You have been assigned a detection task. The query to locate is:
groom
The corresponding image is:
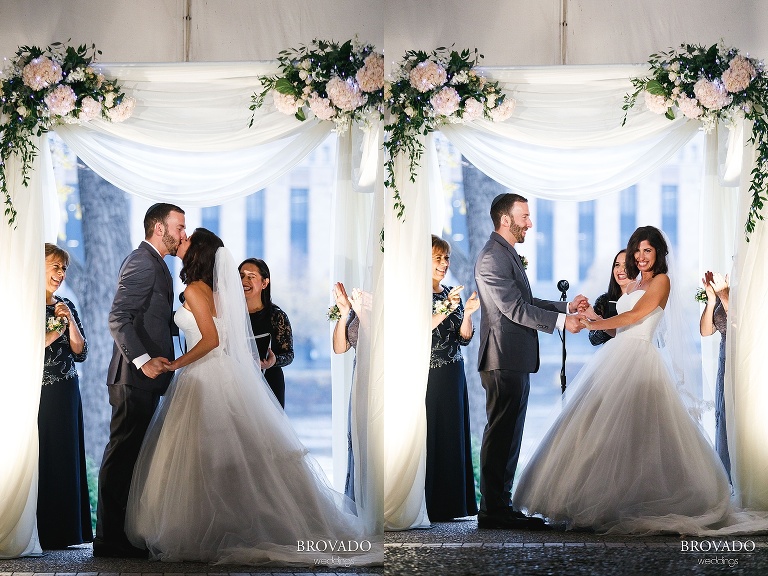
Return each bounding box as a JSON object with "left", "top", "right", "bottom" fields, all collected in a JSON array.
[
  {"left": 474, "top": 193, "right": 586, "bottom": 530},
  {"left": 93, "top": 203, "right": 186, "bottom": 557}
]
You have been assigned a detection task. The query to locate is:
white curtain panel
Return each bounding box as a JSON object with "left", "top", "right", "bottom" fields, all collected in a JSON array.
[
  {"left": 382, "top": 64, "right": 763, "bottom": 528},
  {"left": 0, "top": 136, "right": 54, "bottom": 558},
  {"left": 729, "top": 125, "right": 768, "bottom": 510}
]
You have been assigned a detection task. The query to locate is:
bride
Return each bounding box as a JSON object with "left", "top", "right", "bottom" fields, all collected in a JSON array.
[
  {"left": 125, "top": 228, "right": 380, "bottom": 565},
  {"left": 512, "top": 226, "right": 768, "bottom": 535}
]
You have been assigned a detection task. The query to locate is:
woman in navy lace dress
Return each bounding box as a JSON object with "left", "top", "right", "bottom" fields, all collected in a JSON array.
[
  {"left": 425, "top": 235, "right": 480, "bottom": 521},
  {"left": 39, "top": 243, "right": 92, "bottom": 548}
]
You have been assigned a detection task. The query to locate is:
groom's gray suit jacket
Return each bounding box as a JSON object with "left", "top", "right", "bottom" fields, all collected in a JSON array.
[
  {"left": 107, "top": 241, "right": 175, "bottom": 394},
  {"left": 475, "top": 232, "right": 567, "bottom": 373}
]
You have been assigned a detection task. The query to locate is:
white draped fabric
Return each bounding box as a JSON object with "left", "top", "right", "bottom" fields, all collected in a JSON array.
[
  {"left": 0, "top": 62, "right": 382, "bottom": 556},
  {"left": 382, "top": 64, "right": 766, "bottom": 529}
]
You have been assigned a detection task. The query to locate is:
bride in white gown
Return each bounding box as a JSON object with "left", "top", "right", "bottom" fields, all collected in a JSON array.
[
  {"left": 125, "top": 228, "right": 380, "bottom": 565},
  {"left": 512, "top": 226, "right": 768, "bottom": 536}
]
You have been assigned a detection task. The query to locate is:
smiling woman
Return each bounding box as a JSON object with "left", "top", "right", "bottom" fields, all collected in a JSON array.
[
  {"left": 238, "top": 258, "right": 294, "bottom": 408},
  {"left": 39, "top": 243, "right": 92, "bottom": 549},
  {"left": 424, "top": 234, "right": 480, "bottom": 522}
]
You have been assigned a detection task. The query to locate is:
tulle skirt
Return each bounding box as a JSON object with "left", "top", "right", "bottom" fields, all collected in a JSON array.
[
  {"left": 512, "top": 335, "right": 768, "bottom": 535},
  {"left": 125, "top": 350, "right": 379, "bottom": 565}
]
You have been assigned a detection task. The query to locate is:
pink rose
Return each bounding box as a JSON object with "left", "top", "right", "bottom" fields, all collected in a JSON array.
[
  {"left": 356, "top": 53, "right": 384, "bottom": 93},
  {"left": 489, "top": 96, "right": 516, "bottom": 122},
  {"left": 308, "top": 92, "right": 336, "bottom": 121},
  {"left": 409, "top": 60, "right": 447, "bottom": 93},
  {"left": 273, "top": 90, "right": 301, "bottom": 115},
  {"left": 430, "top": 86, "right": 460, "bottom": 117},
  {"left": 722, "top": 55, "right": 756, "bottom": 93},
  {"left": 693, "top": 78, "right": 732, "bottom": 110},
  {"left": 326, "top": 77, "right": 366, "bottom": 112},
  {"left": 21, "top": 56, "right": 63, "bottom": 91},
  {"left": 44, "top": 84, "right": 77, "bottom": 117}
]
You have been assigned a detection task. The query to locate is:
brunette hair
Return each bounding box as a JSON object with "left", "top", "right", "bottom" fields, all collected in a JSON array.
[
  {"left": 490, "top": 193, "right": 528, "bottom": 229},
  {"left": 431, "top": 234, "right": 451, "bottom": 256},
  {"left": 606, "top": 249, "right": 626, "bottom": 301},
  {"left": 179, "top": 228, "right": 223, "bottom": 287},
  {"left": 44, "top": 243, "right": 70, "bottom": 267},
  {"left": 238, "top": 258, "right": 273, "bottom": 313},
  {"left": 625, "top": 226, "right": 669, "bottom": 279},
  {"left": 143, "top": 203, "right": 185, "bottom": 239}
]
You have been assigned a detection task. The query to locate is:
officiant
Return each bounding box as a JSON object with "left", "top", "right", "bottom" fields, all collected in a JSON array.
[{"left": 239, "top": 258, "right": 294, "bottom": 408}]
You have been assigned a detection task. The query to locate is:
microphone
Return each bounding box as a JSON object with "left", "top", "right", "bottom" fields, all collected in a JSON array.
[{"left": 557, "top": 279, "right": 569, "bottom": 294}]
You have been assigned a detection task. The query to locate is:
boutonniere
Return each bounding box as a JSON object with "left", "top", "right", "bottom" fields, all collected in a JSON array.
[{"left": 520, "top": 255, "right": 528, "bottom": 270}]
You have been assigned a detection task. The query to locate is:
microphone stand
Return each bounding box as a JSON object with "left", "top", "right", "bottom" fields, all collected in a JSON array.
[{"left": 558, "top": 282, "right": 568, "bottom": 394}]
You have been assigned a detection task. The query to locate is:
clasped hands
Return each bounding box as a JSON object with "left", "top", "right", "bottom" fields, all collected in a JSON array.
[
  {"left": 141, "top": 356, "right": 173, "bottom": 379},
  {"left": 565, "top": 294, "right": 593, "bottom": 334}
]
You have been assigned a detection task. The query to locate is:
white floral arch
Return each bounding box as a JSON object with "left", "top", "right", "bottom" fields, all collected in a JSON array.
[{"left": 2, "top": 59, "right": 767, "bottom": 555}]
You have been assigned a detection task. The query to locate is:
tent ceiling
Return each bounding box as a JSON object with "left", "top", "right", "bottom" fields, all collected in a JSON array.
[{"left": 1, "top": 0, "right": 765, "bottom": 65}]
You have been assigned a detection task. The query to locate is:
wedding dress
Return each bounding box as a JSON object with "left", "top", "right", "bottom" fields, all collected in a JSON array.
[
  {"left": 125, "top": 248, "right": 380, "bottom": 565},
  {"left": 512, "top": 290, "right": 768, "bottom": 535}
]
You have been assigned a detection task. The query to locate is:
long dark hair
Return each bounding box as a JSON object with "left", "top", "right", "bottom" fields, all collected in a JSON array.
[
  {"left": 606, "top": 249, "right": 626, "bottom": 301},
  {"left": 180, "top": 228, "right": 223, "bottom": 287},
  {"left": 625, "top": 225, "right": 669, "bottom": 279},
  {"left": 238, "top": 257, "right": 273, "bottom": 313}
]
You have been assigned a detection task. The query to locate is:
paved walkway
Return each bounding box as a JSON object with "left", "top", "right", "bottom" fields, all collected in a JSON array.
[
  {"left": 384, "top": 517, "right": 768, "bottom": 575},
  {"left": 3, "top": 519, "right": 768, "bottom": 575}
]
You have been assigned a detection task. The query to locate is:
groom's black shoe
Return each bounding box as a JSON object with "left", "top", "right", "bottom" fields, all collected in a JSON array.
[
  {"left": 477, "top": 509, "right": 550, "bottom": 531},
  {"left": 92, "top": 537, "right": 148, "bottom": 559}
]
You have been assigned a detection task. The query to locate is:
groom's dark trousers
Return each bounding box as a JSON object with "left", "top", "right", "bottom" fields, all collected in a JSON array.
[{"left": 479, "top": 369, "right": 530, "bottom": 513}]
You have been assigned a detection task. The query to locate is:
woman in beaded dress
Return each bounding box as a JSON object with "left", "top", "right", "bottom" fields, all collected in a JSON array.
[
  {"left": 38, "top": 243, "right": 92, "bottom": 548},
  {"left": 700, "top": 271, "right": 731, "bottom": 481},
  {"left": 425, "top": 235, "right": 480, "bottom": 521},
  {"left": 332, "top": 281, "right": 362, "bottom": 505}
]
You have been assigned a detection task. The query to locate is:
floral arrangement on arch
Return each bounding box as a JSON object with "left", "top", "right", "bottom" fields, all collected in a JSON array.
[
  {"left": 384, "top": 47, "right": 515, "bottom": 220},
  {"left": 0, "top": 42, "right": 135, "bottom": 226},
  {"left": 623, "top": 43, "right": 768, "bottom": 238},
  {"left": 251, "top": 38, "right": 384, "bottom": 132}
]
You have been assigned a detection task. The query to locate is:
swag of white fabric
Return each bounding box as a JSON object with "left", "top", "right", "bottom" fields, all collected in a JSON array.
[
  {"left": 0, "top": 62, "right": 383, "bottom": 557},
  {"left": 382, "top": 64, "right": 768, "bottom": 529}
]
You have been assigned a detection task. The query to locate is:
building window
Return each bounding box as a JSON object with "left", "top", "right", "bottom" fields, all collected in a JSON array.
[
  {"left": 578, "top": 200, "right": 595, "bottom": 281},
  {"left": 661, "top": 184, "right": 678, "bottom": 248},
  {"left": 536, "top": 198, "right": 553, "bottom": 282},
  {"left": 201, "top": 206, "right": 220, "bottom": 235},
  {"left": 246, "top": 190, "right": 265, "bottom": 257},
  {"left": 290, "top": 187, "right": 309, "bottom": 272},
  {"left": 620, "top": 186, "right": 636, "bottom": 246}
]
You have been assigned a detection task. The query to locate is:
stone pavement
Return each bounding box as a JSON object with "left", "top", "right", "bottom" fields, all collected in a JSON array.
[
  {"left": 0, "top": 544, "right": 382, "bottom": 576},
  {"left": 3, "top": 520, "right": 768, "bottom": 576},
  {"left": 384, "top": 517, "right": 768, "bottom": 575}
]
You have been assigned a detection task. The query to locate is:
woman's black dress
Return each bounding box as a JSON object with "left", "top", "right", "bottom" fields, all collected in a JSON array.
[
  {"left": 425, "top": 286, "right": 478, "bottom": 521},
  {"left": 38, "top": 296, "right": 92, "bottom": 548},
  {"left": 588, "top": 292, "right": 618, "bottom": 346},
  {"left": 247, "top": 304, "right": 294, "bottom": 408}
]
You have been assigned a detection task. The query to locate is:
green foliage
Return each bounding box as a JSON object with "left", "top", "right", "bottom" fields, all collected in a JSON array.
[
  {"left": 623, "top": 43, "right": 768, "bottom": 239},
  {"left": 1, "top": 41, "right": 133, "bottom": 227},
  {"left": 383, "top": 46, "right": 515, "bottom": 221}
]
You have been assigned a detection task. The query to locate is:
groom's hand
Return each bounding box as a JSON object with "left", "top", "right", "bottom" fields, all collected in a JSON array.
[
  {"left": 564, "top": 314, "right": 585, "bottom": 334},
  {"left": 141, "top": 357, "right": 169, "bottom": 379},
  {"left": 568, "top": 294, "right": 589, "bottom": 314}
]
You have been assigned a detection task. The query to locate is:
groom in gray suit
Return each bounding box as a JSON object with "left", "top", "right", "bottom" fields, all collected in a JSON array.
[
  {"left": 474, "top": 193, "right": 586, "bottom": 530},
  {"left": 93, "top": 203, "right": 186, "bottom": 557}
]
